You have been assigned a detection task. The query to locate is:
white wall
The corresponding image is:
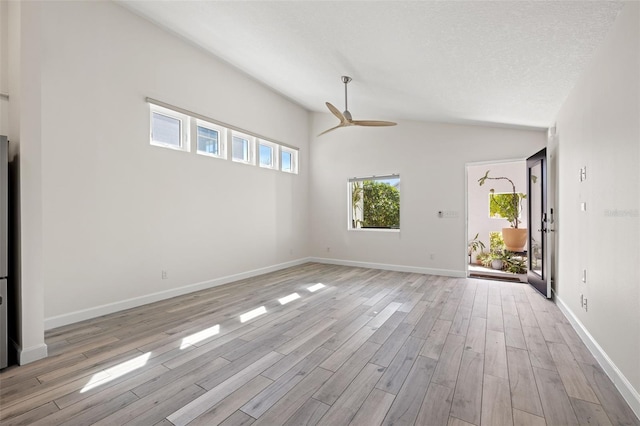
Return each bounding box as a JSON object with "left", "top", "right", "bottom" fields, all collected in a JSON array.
[
  {"left": 309, "top": 115, "right": 545, "bottom": 275},
  {"left": 467, "top": 160, "right": 527, "bottom": 258},
  {"left": 6, "top": 0, "right": 19, "bottom": 156},
  {"left": 14, "top": 0, "right": 310, "bottom": 337},
  {"left": 554, "top": 1, "right": 639, "bottom": 409},
  {"left": 0, "top": 0, "right": 8, "bottom": 134}
]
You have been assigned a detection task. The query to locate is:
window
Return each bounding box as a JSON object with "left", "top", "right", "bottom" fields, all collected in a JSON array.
[
  {"left": 147, "top": 100, "right": 299, "bottom": 174},
  {"left": 488, "top": 192, "right": 523, "bottom": 220},
  {"left": 231, "top": 131, "right": 254, "bottom": 164},
  {"left": 258, "top": 140, "right": 278, "bottom": 169},
  {"left": 281, "top": 147, "right": 298, "bottom": 174},
  {"left": 349, "top": 175, "right": 400, "bottom": 230},
  {"left": 150, "top": 105, "right": 189, "bottom": 151},
  {"left": 196, "top": 120, "right": 225, "bottom": 159}
]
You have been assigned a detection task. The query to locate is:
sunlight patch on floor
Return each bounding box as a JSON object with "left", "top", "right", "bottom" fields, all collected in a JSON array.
[
  {"left": 240, "top": 306, "right": 267, "bottom": 323},
  {"left": 307, "top": 283, "right": 325, "bottom": 292},
  {"left": 81, "top": 352, "right": 151, "bottom": 393},
  {"left": 180, "top": 324, "right": 220, "bottom": 349},
  {"left": 278, "top": 293, "right": 301, "bottom": 305}
]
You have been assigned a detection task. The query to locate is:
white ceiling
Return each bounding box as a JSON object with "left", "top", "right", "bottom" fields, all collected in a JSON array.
[{"left": 118, "top": 1, "right": 624, "bottom": 130}]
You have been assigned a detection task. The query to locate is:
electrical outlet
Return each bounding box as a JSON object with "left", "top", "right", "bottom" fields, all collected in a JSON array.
[
  {"left": 326, "top": 247, "right": 331, "bottom": 253},
  {"left": 580, "top": 294, "right": 588, "bottom": 312},
  {"left": 429, "top": 253, "right": 435, "bottom": 260},
  {"left": 161, "top": 270, "right": 168, "bottom": 280},
  {"left": 580, "top": 202, "right": 587, "bottom": 212}
]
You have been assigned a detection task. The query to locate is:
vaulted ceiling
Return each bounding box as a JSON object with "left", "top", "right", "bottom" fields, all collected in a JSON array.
[{"left": 118, "top": 1, "right": 624, "bottom": 129}]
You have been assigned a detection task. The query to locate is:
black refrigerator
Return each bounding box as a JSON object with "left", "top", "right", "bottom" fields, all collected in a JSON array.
[{"left": 1, "top": 135, "right": 7, "bottom": 369}]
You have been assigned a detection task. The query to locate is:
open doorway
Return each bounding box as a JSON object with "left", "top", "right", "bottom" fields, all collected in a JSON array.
[{"left": 466, "top": 160, "right": 528, "bottom": 282}]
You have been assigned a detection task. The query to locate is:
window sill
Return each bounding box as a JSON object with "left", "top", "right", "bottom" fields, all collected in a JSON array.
[
  {"left": 150, "top": 142, "right": 188, "bottom": 152},
  {"left": 197, "top": 151, "right": 225, "bottom": 159},
  {"left": 348, "top": 228, "right": 400, "bottom": 233},
  {"left": 231, "top": 159, "right": 256, "bottom": 166}
]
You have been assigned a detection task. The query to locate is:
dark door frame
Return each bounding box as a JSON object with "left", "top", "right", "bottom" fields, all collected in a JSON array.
[{"left": 527, "top": 148, "right": 550, "bottom": 298}]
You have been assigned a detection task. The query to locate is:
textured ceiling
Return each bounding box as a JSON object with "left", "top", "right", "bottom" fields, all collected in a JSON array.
[{"left": 118, "top": 1, "right": 624, "bottom": 129}]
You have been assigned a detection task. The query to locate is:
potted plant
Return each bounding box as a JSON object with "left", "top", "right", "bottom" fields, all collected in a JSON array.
[
  {"left": 481, "top": 232, "right": 528, "bottom": 273},
  {"left": 478, "top": 170, "right": 528, "bottom": 252},
  {"left": 488, "top": 231, "right": 505, "bottom": 269},
  {"left": 503, "top": 252, "right": 527, "bottom": 274},
  {"left": 476, "top": 251, "right": 491, "bottom": 267},
  {"left": 468, "top": 233, "right": 486, "bottom": 264},
  {"left": 489, "top": 252, "right": 504, "bottom": 270}
]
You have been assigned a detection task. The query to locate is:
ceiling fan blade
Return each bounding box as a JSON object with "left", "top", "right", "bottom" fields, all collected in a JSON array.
[
  {"left": 322, "top": 77, "right": 396, "bottom": 133},
  {"left": 325, "top": 102, "right": 346, "bottom": 123},
  {"left": 318, "top": 124, "right": 345, "bottom": 136},
  {"left": 351, "top": 120, "right": 397, "bottom": 127}
]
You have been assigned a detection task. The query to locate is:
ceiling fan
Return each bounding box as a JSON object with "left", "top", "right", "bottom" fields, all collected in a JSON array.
[{"left": 318, "top": 76, "right": 397, "bottom": 136}]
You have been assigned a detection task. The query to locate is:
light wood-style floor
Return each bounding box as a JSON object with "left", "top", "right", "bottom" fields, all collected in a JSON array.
[{"left": 1, "top": 263, "right": 638, "bottom": 425}]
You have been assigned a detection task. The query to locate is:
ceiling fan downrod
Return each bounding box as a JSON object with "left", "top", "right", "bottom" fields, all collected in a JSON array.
[{"left": 342, "top": 76, "right": 352, "bottom": 120}]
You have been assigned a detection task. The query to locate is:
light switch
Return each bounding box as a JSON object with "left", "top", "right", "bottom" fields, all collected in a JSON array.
[
  {"left": 438, "top": 210, "right": 459, "bottom": 219},
  {"left": 580, "top": 202, "right": 587, "bottom": 211}
]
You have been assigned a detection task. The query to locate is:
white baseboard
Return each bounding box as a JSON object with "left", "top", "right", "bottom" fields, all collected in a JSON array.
[
  {"left": 44, "top": 258, "right": 312, "bottom": 330},
  {"left": 555, "top": 295, "right": 640, "bottom": 419},
  {"left": 309, "top": 257, "right": 466, "bottom": 278},
  {"left": 16, "top": 341, "right": 48, "bottom": 365}
]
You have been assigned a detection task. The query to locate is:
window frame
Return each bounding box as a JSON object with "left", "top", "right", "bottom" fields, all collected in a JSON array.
[
  {"left": 258, "top": 139, "right": 279, "bottom": 170},
  {"left": 195, "top": 119, "right": 226, "bottom": 159},
  {"left": 146, "top": 99, "right": 300, "bottom": 174},
  {"left": 348, "top": 175, "right": 401, "bottom": 232},
  {"left": 280, "top": 147, "right": 298, "bottom": 174},
  {"left": 149, "top": 104, "right": 190, "bottom": 151},
  {"left": 230, "top": 130, "right": 255, "bottom": 165}
]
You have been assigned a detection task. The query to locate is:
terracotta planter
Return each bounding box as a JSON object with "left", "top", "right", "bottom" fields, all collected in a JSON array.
[{"left": 502, "top": 228, "right": 527, "bottom": 252}]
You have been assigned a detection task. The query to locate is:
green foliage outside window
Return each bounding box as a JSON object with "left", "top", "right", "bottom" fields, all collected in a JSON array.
[
  {"left": 361, "top": 180, "right": 400, "bottom": 228},
  {"left": 489, "top": 192, "right": 524, "bottom": 224},
  {"left": 489, "top": 231, "right": 505, "bottom": 253},
  {"left": 478, "top": 170, "right": 534, "bottom": 229}
]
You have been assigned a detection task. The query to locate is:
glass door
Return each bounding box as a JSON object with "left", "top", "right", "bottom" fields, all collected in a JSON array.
[{"left": 527, "top": 148, "right": 550, "bottom": 297}]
